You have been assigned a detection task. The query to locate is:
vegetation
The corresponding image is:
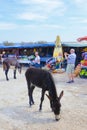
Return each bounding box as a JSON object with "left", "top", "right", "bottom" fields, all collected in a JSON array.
[{"left": 3, "top": 41, "right": 15, "bottom": 46}]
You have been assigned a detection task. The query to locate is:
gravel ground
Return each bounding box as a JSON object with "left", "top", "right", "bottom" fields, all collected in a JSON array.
[{"left": 0, "top": 67, "right": 87, "bottom": 130}]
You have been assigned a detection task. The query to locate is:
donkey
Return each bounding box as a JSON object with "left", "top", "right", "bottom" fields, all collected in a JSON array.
[
  {"left": 25, "top": 67, "right": 64, "bottom": 121},
  {"left": 3, "top": 58, "right": 22, "bottom": 81}
]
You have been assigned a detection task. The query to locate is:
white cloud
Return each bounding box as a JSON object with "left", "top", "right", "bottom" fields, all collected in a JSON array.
[
  {"left": 18, "top": 23, "right": 65, "bottom": 30},
  {"left": 73, "top": 0, "right": 87, "bottom": 10},
  {"left": 0, "top": 21, "right": 65, "bottom": 31},
  {"left": 73, "top": 0, "right": 86, "bottom": 4},
  {"left": 69, "top": 17, "right": 87, "bottom": 24},
  {"left": 20, "top": 0, "right": 63, "bottom": 5},
  {"left": 15, "top": 0, "right": 66, "bottom": 21},
  {"left": 17, "top": 12, "right": 47, "bottom": 21},
  {"left": 42, "top": 24, "right": 65, "bottom": 29},
  {"left": 0, "top": 22, "right": 18, "bottom": 30},
  {"left": 79, "top": 19, "right": 87, "bottom": 23},
  {"left": 17, "top": 0, "right": 65, "bottom": 15}
]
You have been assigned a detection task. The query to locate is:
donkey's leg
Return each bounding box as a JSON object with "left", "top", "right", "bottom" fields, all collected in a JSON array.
[
  {"left": 14, "top": 69, "right": 16, "bottom": 79},
  {"left": 49, "top": 91, "right": 54, "bottom": 111},
  {"left": 30, "top": 85, "right": 35, "bottom": 105},
  {"left": 50, "top": 100, "right": 53, "bottom": 111},
  {"left": 5, "top": 69, "right": 9, "bottom": 81},
  {"left": 27, "top": 81, "right": 33, "bottom": 107},
  {"left": 39, "top": 89, "right": 45, "bottom": 111}
]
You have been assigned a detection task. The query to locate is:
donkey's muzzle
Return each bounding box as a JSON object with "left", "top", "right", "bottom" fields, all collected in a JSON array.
[{"left": 55, "top": 115, "right": 60, "bottom": 121}]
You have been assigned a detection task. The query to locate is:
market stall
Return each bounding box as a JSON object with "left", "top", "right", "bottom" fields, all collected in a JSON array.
[{"left": 79, "top": 51, "right": 87, "bottom": 78}]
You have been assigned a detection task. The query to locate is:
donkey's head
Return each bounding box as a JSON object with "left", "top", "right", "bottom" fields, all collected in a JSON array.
[
  {"left": 46, "top": 90, "right": 64, "bottom": 121},
  {"left": 3, "top": 62, "right": 7, "bottom": 71},
  {"left": 2, "top": 61, "right": 10, "bottom": 71}
]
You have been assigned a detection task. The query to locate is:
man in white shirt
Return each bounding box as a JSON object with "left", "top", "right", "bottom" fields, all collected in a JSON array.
[{"left": 64, "top": 48, "right": 76, "bottom": 83}]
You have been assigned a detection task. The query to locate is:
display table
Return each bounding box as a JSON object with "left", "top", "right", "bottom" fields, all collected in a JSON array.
[{"left": 79, "top": 66, "right": 87, "bottom": 78}]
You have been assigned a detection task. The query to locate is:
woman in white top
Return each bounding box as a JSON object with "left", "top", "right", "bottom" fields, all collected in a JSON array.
[
  {"left": 34, "top": 52, "right": 40, "bottom": 64},
  {"left": 33, "top": 51, "right": 41, "bottom": 68}
]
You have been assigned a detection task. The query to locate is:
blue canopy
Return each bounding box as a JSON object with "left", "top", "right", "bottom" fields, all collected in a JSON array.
[
  {"left": 0, "top": 42, "right": 55, "bottom": 49},
  {"left": 0, "top": 42, "right": 87, "bottom": 49}
]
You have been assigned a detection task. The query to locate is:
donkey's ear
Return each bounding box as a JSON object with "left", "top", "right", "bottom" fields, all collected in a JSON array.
[
  {"left": 46, "top": 94, "right": 51, "bottom": 100},
  {"left": 59, "top": 90, "right": 64, "bottom": 100}
]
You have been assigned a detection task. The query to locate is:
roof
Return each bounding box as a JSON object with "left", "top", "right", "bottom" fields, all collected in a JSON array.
[
  {"left": 62, "top": 42, "right": 87, "bottom": 47},
  {"left": 0, "top": 42, "right": 87, "bottom": 49},
  {"left": 0, "top": 42, "right": 55, "bottom": 49}
]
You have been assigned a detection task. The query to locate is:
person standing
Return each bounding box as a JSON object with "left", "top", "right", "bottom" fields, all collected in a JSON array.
[
  {"left": 32, "top": 51, "right": 41, "bottom": 68},
  {"left": 64, "top": 48, "right": 76, "bottom": 83}
]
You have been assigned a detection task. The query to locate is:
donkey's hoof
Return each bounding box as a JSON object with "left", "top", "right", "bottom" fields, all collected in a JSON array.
[
  {"left": 39, "top": 108, "right": 42, "bottom": 111},
  {"left": 31, "top": 102, "right": 35, "bottom": 105}
]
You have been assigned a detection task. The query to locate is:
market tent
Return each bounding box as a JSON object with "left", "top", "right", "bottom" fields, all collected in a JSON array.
[
  {"left": 0, "top": 42, "right": 55, "bottom": 66},
  {"left": 0, "top": 41, "right": 87, "bottom": 66},
  {"left": 62, "top": 42, "right": 87, "bottom": 66}
]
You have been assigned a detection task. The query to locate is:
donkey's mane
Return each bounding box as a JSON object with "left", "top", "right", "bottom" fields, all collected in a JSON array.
[{"left": 47, "top": 72, "right": 58, "bottom": 100}]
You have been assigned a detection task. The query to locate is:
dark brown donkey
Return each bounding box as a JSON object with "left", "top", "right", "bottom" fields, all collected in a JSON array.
[
  {"left": 3, "top": 58, "right": 21, "bottom": 81},
  {"left": 25, "top": 67, "right": 64, "bottom": 121}
]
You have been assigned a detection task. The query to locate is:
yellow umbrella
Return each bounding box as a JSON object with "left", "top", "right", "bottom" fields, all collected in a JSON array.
[{"left": 53, "top": 35, "right": 63, "bottom": 61}]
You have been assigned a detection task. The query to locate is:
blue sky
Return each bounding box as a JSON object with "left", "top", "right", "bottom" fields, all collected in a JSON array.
[{"left": 0, "top": 0, "right": 87, "bottom": 43}]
